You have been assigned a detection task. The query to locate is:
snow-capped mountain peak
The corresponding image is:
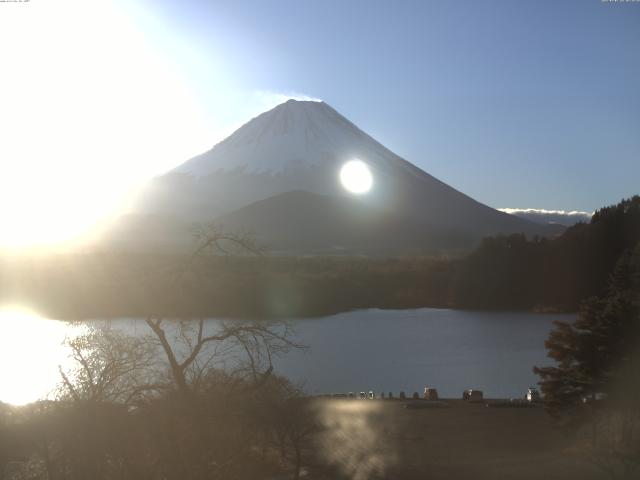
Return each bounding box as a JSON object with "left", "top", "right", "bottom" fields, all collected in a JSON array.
[{"left": 174, "top": 99, "right": 403, "bottom": 176}]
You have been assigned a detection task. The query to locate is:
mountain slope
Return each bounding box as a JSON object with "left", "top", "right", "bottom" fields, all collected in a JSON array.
[
  {"left": 214, "top": 190, "right": 479, "bottom": 255},
  {"left": 128, "top": 99, "right": 551, "bottom": 253}
]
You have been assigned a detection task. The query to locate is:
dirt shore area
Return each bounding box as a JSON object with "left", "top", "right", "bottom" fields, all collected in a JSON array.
[{"left": 308, "top": 398, "right": 604, "bottom": 480}]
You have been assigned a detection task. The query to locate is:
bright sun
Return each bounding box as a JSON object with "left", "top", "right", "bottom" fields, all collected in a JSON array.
[{"left": 339, "top": 160, "right": 373, "bottom": 194}]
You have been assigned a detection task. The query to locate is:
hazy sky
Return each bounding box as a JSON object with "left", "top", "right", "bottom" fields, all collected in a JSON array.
[{"left": 0, "top": 0, "right": 638, "bottom": 245}]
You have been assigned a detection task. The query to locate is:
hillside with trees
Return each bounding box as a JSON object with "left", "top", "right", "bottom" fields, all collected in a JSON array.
[{"left": 452, "top": 196, "right": 640, "bottom": 311}]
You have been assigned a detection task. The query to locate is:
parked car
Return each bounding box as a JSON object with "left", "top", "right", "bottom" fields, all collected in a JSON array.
[
  {"left": 462, "top": 389, "right": 484, "bottom": 402},
  {"left": 359, "top": 391, "right": 366, "bottom": 399},
  {"left": 526, "top": 387, "right": 540, "bottom": 402},
  {"left": 423, "top": 387, "right": 439, "bottom": 400},
  {"left": 368, "top": 391, "right": 375, "bottom": 400}
]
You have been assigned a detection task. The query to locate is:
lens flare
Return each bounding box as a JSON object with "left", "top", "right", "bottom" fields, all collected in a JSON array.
[
  {"left": 0, "top": 307, "right": 80, "bottom": 405},
  {"left": 340, "top": 160, "right": 373, "bottom": 194}
]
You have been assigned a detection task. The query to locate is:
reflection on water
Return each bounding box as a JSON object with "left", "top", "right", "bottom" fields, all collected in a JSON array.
[{"left": 0, "top": 307, "right": 85, "bottom": 405}]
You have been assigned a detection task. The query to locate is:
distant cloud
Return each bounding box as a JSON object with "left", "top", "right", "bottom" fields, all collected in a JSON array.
[
  {"left": 252, "top": 90, "right": 322, "bottom": 113},
  {"left": 206, "top": 90, "right": 324, "bottom": 147},
  {"left": 499, "top": 208, "right": 592, "bottom": 227}
]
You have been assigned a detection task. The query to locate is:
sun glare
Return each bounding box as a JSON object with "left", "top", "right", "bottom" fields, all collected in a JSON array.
[
  {"left": 339, "top": 160, "right": 373, "bottom": 194},
  {"left": 0, "top": 0, "right": 211, "bottom": 249},
  {"left": 0, "top": 307, "right": 77, "bottom": 405}
]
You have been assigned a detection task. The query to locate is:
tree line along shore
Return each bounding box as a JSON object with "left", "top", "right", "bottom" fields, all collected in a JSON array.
[{"left": 0, "top": 196, "right": 637, "bottom": 320}]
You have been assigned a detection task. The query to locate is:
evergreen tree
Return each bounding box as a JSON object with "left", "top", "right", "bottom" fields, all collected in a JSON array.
[{"left": 534, "top": 243, "right": 640, "bottom": 425}]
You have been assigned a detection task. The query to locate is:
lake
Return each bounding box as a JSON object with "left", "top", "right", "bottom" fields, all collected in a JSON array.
[
  {"left": 270, "top": 308, "right": 568, "bottom": 398},
  {"left": 0, "top": 307, "right": 571, "bottom": 404}
]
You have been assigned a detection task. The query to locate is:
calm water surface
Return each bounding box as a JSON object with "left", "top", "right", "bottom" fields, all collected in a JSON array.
[
  {"left": 0, "top": 307, "right": 572, "bottom": 404},
  {"left": 270, "top": 308, "right": 571, "bottom": 398}
]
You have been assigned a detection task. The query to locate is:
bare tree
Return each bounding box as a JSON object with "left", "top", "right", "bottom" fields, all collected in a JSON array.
[
  {"left": 58, "top": 325, "right": 161, "bottom": 405},
  {"left": 145, "top": 317, "right": 300, "bottom": 397},
  {"left": 134, "top": 226, "right": 306, "bottom": 479},
  {"left": 144, "top": 226, "right": 303, "bottom": 397},
  {"left": 2, "top": 226, "right": 307, "bottom": 480}
]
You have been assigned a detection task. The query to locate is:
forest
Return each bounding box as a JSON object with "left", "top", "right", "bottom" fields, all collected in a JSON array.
[
  {"left": 452, "top": 195, "right": 640, "bottom": 311},
  {"left": 0, "top": 196, "right": 637, "bottom": 319}
]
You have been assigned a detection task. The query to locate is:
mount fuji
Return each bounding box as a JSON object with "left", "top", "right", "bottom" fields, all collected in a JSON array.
[{"left": 119, "top": 99, "right": 553, "bottom": 254}]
